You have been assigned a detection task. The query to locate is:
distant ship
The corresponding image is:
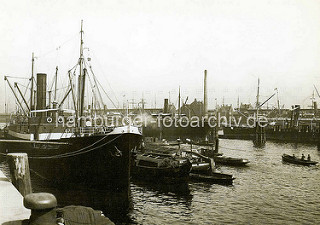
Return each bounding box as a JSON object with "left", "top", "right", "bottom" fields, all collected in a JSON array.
[
  {"left": 143, "top": 113, "right": 216, "bottom": 142},
  {"left": 222, "top": 105, "right": 320, "bottom": 144},
  {"left": 143, "top": 70, "right": 218, "bottom": 143},
  {"left": 0, "top": 21, "right": 142, "bottom": 191}
]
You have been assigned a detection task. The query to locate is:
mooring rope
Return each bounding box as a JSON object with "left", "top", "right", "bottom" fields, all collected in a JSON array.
[
  {"left": 29, "top": 168, "right": 51, "bottom": 181},
  {"left": 28, "top": 133, "right": 124, "bottom": 159}
]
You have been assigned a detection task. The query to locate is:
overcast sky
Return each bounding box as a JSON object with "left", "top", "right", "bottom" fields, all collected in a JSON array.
[{"left": 1, "top": 0, "right": 320, "bottom": 113}]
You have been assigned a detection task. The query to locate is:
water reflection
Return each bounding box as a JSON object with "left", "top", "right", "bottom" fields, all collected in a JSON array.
[
  {"left": 31, "top": 180, "right": 132, "bottom": 224},
  {"left": 131, "top": 180, "right": 194, "bottom": 224},
  {"left": 30, "top": 174, "right": 193, "bottom": 224},
  {"left": 131, "top": 179, "right": 192, "bottom": 202},
  {"left": 2, "top": 139, "right": 320, "bottom": 224}
]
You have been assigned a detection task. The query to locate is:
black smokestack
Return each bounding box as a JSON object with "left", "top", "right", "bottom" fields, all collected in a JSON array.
[
  {"left": 204, "top": 70, "right": 208, "bottom": 116},
  {"left": 164, "top": 99, "right": 169, "bottom": 113},
  {"left": 36, "top": 73, "right": 47, "bottom": 110}
]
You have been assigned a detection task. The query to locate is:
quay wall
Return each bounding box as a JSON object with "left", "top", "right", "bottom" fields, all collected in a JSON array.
[{"left": 0, "top": 169, "right": 30, "bottom": 224}]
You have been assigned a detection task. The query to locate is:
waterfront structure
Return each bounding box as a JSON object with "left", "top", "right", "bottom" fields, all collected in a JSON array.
[{"left": 0, "top": 21, "right": 142, "bottom": 192}]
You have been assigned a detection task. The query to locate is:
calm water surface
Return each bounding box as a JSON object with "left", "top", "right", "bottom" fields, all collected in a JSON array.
[
  {"left": 2, "top": 139, "right": 320, "bottom": 224},
  {"left": 129, "top": 139, "right": 320, "bottom": 224}
]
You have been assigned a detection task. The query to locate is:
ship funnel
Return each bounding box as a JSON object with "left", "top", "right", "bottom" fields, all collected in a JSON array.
[
  {"left": 204, "top": 70, "right": 208, "bottom": 116},
  {"left": 164, "top": 99, "right": 169, "bottom": 113},
  {"left": 36, "top": 73, "right": 47, "bottom": 110}
]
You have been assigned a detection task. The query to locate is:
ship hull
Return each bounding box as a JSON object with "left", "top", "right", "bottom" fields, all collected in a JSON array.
[
  {"left": 222, "top": 126, "right": 320, "bottom": 144},
  {"left": 143, "top": 122, "right": 216, "bottom": 142},
  {"left": 221, "top": 127, "right": 254, "bottom": 140},
  {"left": 0, "top": 129, "right": 142, "bottom": 190}
]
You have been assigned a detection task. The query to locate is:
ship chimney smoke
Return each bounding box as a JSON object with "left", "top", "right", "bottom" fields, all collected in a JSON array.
[
  {"left": 204, "top": 70, "right": 208, "bottom": 117},
  {"left": 36, "top": 73, "right": 47, "bottom": 110}
]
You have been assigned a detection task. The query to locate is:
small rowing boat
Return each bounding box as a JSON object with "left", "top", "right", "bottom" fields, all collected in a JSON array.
[{"left": 282, "top": 154, "right": 318, "bottom": 166}]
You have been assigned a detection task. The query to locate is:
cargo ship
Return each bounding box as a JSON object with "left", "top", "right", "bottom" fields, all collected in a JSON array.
[
  {"left": 0, "top": 21, "right": 142, "bottom": 191},
  {"left": 222, "top": 105, "right": 320, "bottom": 144}
]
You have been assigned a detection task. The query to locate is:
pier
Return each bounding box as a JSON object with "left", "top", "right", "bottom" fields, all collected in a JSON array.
[
  {"left": 0, "top": 153, "right": 115, "bottom": 225},
  {"left": 0, "top": 169, "right": 30, "bottom": 224}
]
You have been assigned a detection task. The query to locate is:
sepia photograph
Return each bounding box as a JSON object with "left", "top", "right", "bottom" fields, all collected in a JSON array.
[{"left": 0, "top": 0, "right": 319, "bottom": 224}]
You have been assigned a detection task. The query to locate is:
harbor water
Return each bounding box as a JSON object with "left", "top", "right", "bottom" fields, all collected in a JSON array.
[{"left": 1, "top": 139, "right": 320, "bottom": 224}]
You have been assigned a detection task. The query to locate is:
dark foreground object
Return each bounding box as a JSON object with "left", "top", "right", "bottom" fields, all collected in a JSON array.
[
  {"left": 7, "top": 153, "right": 32, "bottom": 197},
  {"left": 23, "top": 192, "right": 114, "bottom": 225},
  {"left": 1, "top": 132, "right": 141, "bottom": 191},
  {"left": 282, "top": 154, "right": 318, "bottom": 166}
]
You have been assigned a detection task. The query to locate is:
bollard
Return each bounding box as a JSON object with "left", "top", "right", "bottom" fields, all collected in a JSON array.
[
  {"left": 23, "top": 192, "right": 115, "bottom": 225},
  {"left": 24, "top": 193, "right": 57, "bottom": 225},
  {"left": 6, "top": 153, "right": 32, "bottom": 196}
]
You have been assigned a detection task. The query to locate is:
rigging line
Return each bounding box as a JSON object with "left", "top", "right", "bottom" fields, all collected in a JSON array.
[
  {"left": 30, "top": 168, "right": 51, "bottom": 181},
  {"left": 37, "top": 33, "right": 79, "bottom": 59},
  {"left": 49, "top": 73, "right": 56, "bottom": 93},
  {"left": 28, "top": 135, "right": 109, "bottom": 159},
  {"left": 84, "top": 60, "right": 102, "bottom": 109},
  {"left": 97, "top": 80, "right": 118, "bottom": 109},
  {"left": 43, "top": 132, "right": 110, "bottom": 157},
  {"left": 54, "top": 86, "right": 69, "bottom": 91},
  {"left": 56, "top": 134, "right": 124, "bottom": 158},
  {"left": 90, "top": 50, "right": 120, "bottom": 105},
  {"left": 71, "top": 63, "right": 79, "bottom": 73},
  {"left": 72, "top": 64, "right": 79, "bottom": 77},
  {"left": 52, "top": 138, "right": 118, "bottom": 158},
  {"left": 4, "top": 76, "right": 30, "bottom": 79},
  {"left": 15, "top": 82, "right": 28, "bottom": 89},
  {"left": 29, "top": 133, "right": 123, "bottom": 159},
  {"left": 85, "top": 66, "right": 100, "bottom": 110},
  {"left": 4, "top": 81, "right": 7, "bottom": 113},
  {"left": 22, "top": 84, "right": 31, "bottom": 107},
  {"left": 22, "top": 81, "right": 31, "bottom": 97}
]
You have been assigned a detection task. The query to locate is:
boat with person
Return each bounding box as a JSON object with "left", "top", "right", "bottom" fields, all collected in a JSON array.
[
  {"left": 0, "top": 21, "right": 142, "bottom": 191},
  {"left": 195, "top": 146, "right": 249, "bottom": 167},
  {"left": 282, "top": 154, "right": 318, "bottom": 166},
  {"left": 183, "top": 150, "right": 235, "bottom": 184}
]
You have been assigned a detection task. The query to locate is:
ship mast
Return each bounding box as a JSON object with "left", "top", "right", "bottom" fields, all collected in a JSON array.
[
  {"left": 30, "top": 52, "right": 35, "bottom": 111},
  {"left": 53, "top": 66, "right": 58, "bottom": 108},
  {"left": 256, "top": 78, "right": 260, "bottom": 108},
  {"left": 78, "top": 20, "right": 85, "bottom": 122},
  {"left": 276, "top": 88, "right": 280, "bottom": 115},
  {"left": 178, "top": 86, "right": 181, "bottom": 119},
  {"left": 256, "top": 78, "right": 260, "bottom": 118},
  {"left": 204, "top": 70, "right": 208, "bottom": 117}
]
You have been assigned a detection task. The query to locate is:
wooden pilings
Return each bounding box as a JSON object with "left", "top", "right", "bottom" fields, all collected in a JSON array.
[
  {"left": 254, "top": 121, "right": 266, "bottom": 147},
  {"left": 6, "top": 153, "right": 32, "bottom": 196}
]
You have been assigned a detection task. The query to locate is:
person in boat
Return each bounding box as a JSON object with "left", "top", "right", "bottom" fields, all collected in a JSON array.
[
  {"left": 301, "top": 154, "right": 305, "bottom": 160},
  {"left": 307, "top": 154, "right": 311, "bottom": 161}
]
